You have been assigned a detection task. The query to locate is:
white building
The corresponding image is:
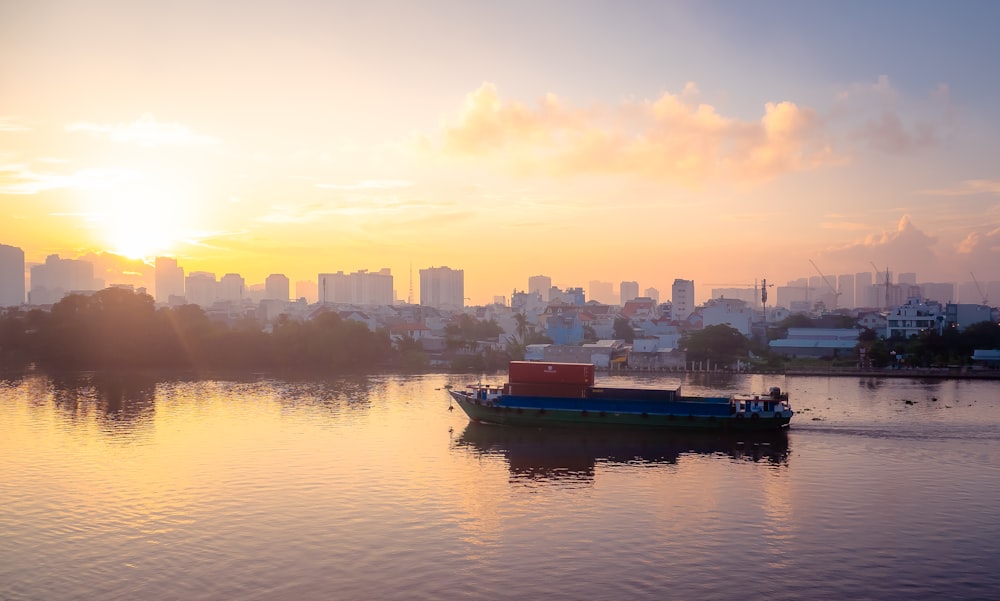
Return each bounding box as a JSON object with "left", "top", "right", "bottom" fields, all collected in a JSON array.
[
  {"left": 670, "top": 279, "right": 695, "bottom": 322},
  {"left": 420, "top": 266, "right": 464, "bottom": 310},
  {"left": 265, "top": 274, "right": 290, "bottom": 301},
  {"left": 700, "top": 298, "right": 753, "bottom": 337},
  {"left": 886, "top": 298, "right": 943, "bottom": 339},
  {"left": 319, "top": 269, "right": 393, "bottom": 306}
]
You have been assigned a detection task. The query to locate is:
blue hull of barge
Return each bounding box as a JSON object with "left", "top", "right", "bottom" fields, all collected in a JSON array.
[{"left": 450, "top": 390, "right": 791, "bottom": 431}]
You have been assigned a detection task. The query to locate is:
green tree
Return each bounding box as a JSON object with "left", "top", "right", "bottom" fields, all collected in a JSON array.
[
  {"left": 680, "top": 324, "right": 750, "bottom": 367},
  {"left": 613, "top": 317, "right": 635, "bottom": 343}
]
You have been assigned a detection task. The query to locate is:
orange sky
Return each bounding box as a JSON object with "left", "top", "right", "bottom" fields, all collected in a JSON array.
[{"left": 2, "top": 1, "right": 999, "bottom": 304}]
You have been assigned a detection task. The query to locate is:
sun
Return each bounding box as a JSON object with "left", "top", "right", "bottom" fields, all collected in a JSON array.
[{"left": 82, "top": 170, "right": 196, "bottom": 260}]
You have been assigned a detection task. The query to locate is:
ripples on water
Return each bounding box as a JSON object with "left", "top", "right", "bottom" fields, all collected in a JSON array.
[{"left": 1, "top": 371, "right": 998, "bottom": 600}]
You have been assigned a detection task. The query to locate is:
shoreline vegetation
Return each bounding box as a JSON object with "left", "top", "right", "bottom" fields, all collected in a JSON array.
[{"left": 1, "top": 288, "right": 998, "bottom": 380}]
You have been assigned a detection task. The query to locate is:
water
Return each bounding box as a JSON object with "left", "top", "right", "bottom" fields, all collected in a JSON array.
[{"left": 1, "top": 371, "right": 998, "bottom": 600}]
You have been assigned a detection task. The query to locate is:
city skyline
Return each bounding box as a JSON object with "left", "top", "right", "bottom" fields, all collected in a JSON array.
[
  {"left": 2, "top": 243, "right": 998, "bottom": 309},
  {"left": 3, "top": 2, "right": 1000, "bottom": 305}
]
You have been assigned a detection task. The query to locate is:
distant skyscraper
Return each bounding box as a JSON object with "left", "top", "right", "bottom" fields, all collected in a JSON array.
[
  {"left": 644, "top": 287, "right": 660, "bottom": 304},
  {"left": 185, "top": 271, "right": 217, "bottom": 307},
  {"left": 0, "top": 244, "right": 25, "bottom": 307},
  {"left": 318, "top": 272, "right": 352, "bottom": 304},
  {"left": 671, "top": 279, "right": 695, "bottom": 321},
  {"left": 588, "top": 280, "right": 614, "bottom": 304},
  {"left": 898, "top": 272, "right": 917, "bottom": 286},
  {"left": 218, "top": 273, "right": 245, "bottom": 303},
  {"left": 319, "top": 269, "right": 392, "bottom": 306},
  {"left": 855, "top": 271, "right": 874, "bottom": 307},
  {"left": 619, "top": 281, "right": 639, "bottom": 304},
  {"left": 837, "top": 274, "right": 855, "bottom": 309},
  {"left": 295, "top": 280, "right": 318, "bottom": 303},
  {"left": 528, "top": 275, "right": 551, "bottom": 301},
  {"left": 154, "top": 256, "right": 185, "bottom": 303},
  {"left": 353, "top": 269, "right": 393, "bottom": 306},
  {"left": 264, "top": 274, "right": 290, "bottom": 301},
  {"left": 29, "top": 254, "right": 99, "bottom": 305},
  {"left": 420, "top": 266, "right": 464, "bottom": 309},
  {"left": 920, "top": 282, "right": 955, "bottom": 304}
]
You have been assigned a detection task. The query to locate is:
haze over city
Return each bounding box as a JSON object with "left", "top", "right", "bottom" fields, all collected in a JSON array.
[{"left": 2, "top": 1, "right": 999, "bottom": 305}]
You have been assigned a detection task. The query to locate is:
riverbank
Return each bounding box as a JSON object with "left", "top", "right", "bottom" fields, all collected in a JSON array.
[{"left": 783, "top": 367, "right": 1000, "bottom": 379}]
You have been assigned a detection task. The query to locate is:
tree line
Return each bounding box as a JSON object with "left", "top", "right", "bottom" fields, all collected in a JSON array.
[
  {"left": 679, "top": 318, "right": 1000, "bottom": 370},
  {"left": 0, "top": 288, "right": 401, "bottom": 372}
]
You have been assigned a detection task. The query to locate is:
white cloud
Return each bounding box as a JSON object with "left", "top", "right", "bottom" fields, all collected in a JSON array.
[
  {"left": 0, "top": 117, "right": 31, "bottom": 132},
  {"left": 67, "top": 114, "right": 220, "bottom": 148},
  {"left": 0, "top": 164, "right": 139, "bottom": 195},
  {"left": 316, "top": 179, "right": 413, "bottom": 190}
]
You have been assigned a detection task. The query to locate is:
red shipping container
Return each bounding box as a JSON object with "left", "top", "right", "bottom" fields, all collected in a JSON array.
[
  {"left": 508, "top": 361, "right": 595, "bottom": 386},
  {"left": 506, "top": 382, "right": 590, "bottom": 398}
]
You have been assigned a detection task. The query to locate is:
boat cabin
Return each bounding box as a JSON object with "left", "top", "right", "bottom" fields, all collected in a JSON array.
[{"left": 732, "top": 387, "right": 790, "bottom": 416}]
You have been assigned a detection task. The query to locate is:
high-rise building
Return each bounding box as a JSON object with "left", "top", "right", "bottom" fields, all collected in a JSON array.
[
  {"left": 528, "top": 275, "right": 551, "bottom": 301},
  {"left": 185, "top": 271, "right": 217, "bottom": 307},
  {"left": 0, "top": 244, "right": 25, "bottom": 307},
  {"left": 29, "top": 254, "right": 100, "bottom": 305},
  {"left": 319, "top": 269, "right": 393, "bottom": 306},
  {"left": 154, "top": 256, "right": 185, "bottom": 303},
  {"left": 711, "top": 287, "right": 757, "bottom": 305},
  {"left": 920, "top": 282, "right": 955, "bottom": 304},
  {"left": 671, "top": 279, "right": 695, "bottom": 321},
  {"left": 295, "top": 280, "right": 318, "bottom": 303},
  {"left": 264, "top": 274, "right": 290, "bottom": 301},
  {"left": 353, "top": 269, "right": 393, "bottom": 306},
  {"left": 318, "top": 272, "right": 352, "bottom": 304},
  {"left": 620, "top": 281, "right": 639, "bottom": 304},
  {"left": 644, "top": 287, "right": 660, "bottom": 304},
  {"left": 218, "top": 273, "right": 245, "bottom": 303},
  {"left": 420, "top": 266, "right": 464, "bottom": 309},
  {"left": 588, "top": 280, "right": 614, "bottom": 304},
  {"left": 855, "top": 271, "right": 874, "bottom": 307},
  {"left": 837, "top": 274, "right": 855, "bottom": 309}
]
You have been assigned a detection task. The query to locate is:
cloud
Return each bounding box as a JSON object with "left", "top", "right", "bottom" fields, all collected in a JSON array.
[
  {"left": 920, "top": 179, "right": 1000, "bottom": 196},
  {"left": 836, "top": 75, "right": 951, "bottom": 154},
  {"left": 820, "top": 215, "right": 941, "bottom": 273},
  {"left": 0, "top": 164, "right": 138, "bottom": 195},
  {"left": 0, "top": 117, "right": 30, "bottom": 132},
  {"left": 67, "top": 114, "right": 220, "bottom": 148},
  {"left": 316, "top": 179, "right": 413, "bottom": 190},
  {"left": 427, "top": 83, "right": 841, "bottom": 185}
]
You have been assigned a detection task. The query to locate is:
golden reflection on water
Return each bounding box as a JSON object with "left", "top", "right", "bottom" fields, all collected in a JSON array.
[{"left": 2, "top": 371, "right": 999, "bottom": 601}]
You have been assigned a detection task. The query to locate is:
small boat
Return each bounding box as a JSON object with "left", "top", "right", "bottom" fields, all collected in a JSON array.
[{"left": 449, "top": 361, "right": 793, "bottom": 431}]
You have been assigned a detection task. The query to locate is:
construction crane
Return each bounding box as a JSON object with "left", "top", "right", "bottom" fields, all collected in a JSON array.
[
  {"left": 970, "top": 272, "right": 988, "bottom": 305},
  {"left": 809, "top": 259, "right": 841, "bottom": 309}
]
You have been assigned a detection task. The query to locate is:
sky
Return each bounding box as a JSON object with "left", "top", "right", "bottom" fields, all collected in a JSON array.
[{"left": 3, "top": 0, "right": 1000, "bottom": 304}]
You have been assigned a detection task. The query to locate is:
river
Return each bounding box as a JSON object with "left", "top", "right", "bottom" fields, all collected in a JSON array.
[{"left": 1, "top": 370, "right": 998, "bottom": 600}]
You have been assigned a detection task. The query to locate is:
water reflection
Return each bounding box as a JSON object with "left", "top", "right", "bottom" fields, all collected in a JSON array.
[
  {"left": 48, "top": 372, "right": 157, "bottom": 437},
  {"left": 454, "top": 422, "right": 789, "bottom": 481}
]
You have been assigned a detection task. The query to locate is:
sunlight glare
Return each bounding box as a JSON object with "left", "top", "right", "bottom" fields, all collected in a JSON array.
[{"left": 82, "top": 172, "right": 196, "bottom": 260}]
